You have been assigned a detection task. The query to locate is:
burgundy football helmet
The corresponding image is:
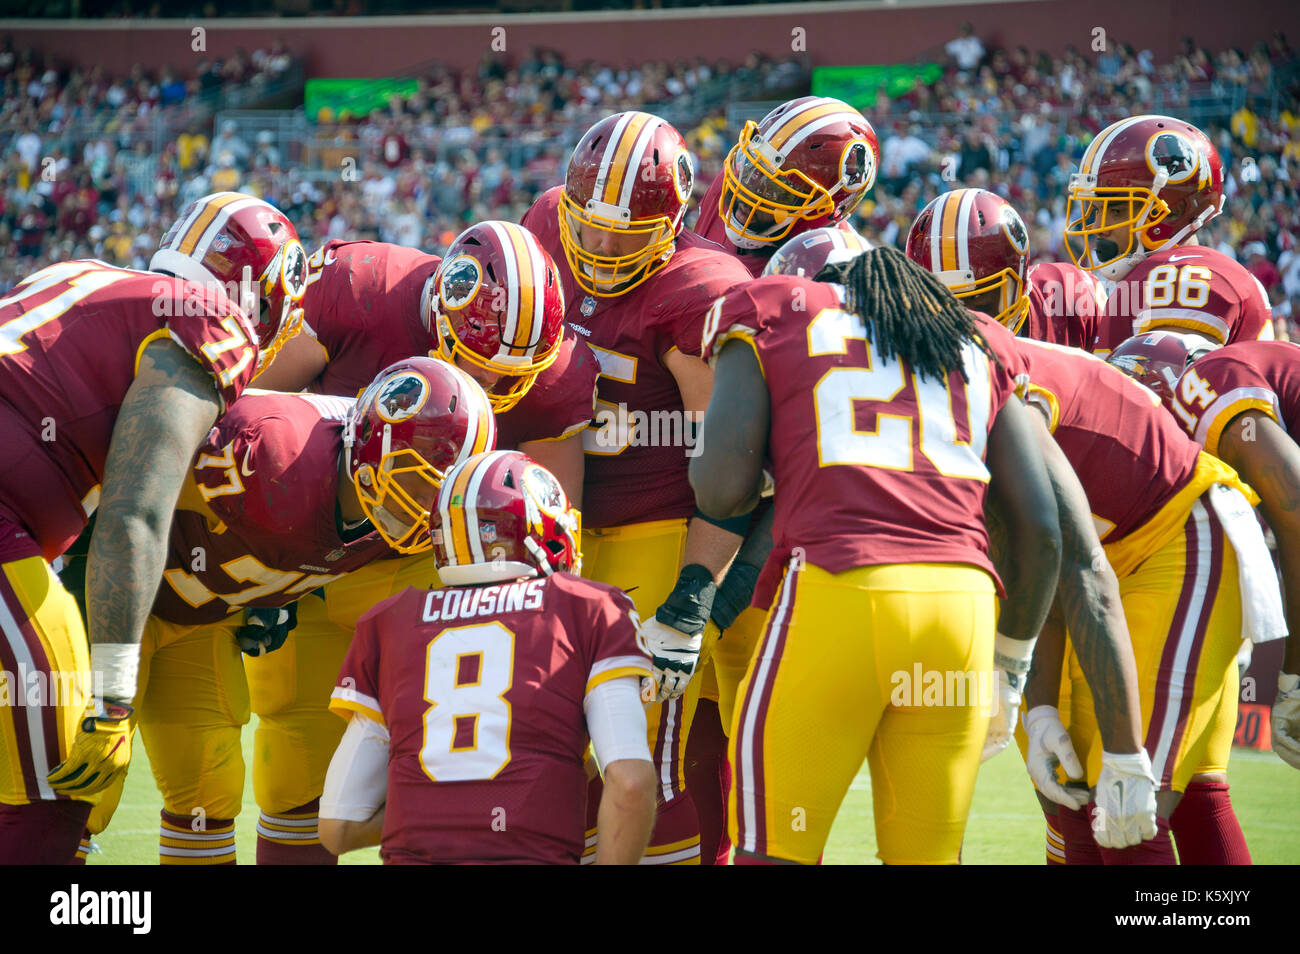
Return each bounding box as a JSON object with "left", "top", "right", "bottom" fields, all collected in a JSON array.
[
  {"left": 152, "top": 191, "right": 309, "bottom": 366},
  {"left": 344, "top": 357, "right": 497, "bottom": 554},
  {"left": 429, "top": 221, "right": 566, "bottom": 413},
  {"left": 1065, "top": 115, "right": 1224, "bottom": 280},
  {"left": 431, "top": 450, "right": 581, "bottom": 585},
  {"left": 558, "top": 111, "right": 695, "bottom": 297},
  {"left": 719, "top": 96, "right": 878, "bottom": 249},
  {"left": 762, "top": 223, "right": 873, "bottom": 278},
  {"left": 1106, "top": 330, "right": 1220, "bottom": 408},
  {"left": 906, "top": 188, "right": 1032, "bottom": 334}
]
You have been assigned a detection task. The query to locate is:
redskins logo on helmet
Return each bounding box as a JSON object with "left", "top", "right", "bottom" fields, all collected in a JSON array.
[
  {"left": 559, "top": 111, "right": 694, "bottom": 298},
  {"left": 1064, "top": 115, "right": 1224, "bottom": 281},
  {"left": 345, "top": 357, "right": 497, "bottom": 555},
  {"left": 151, "top": 191, "right": 310, "bottom": 368},
  {"left": 719, "top": 96, "right": 879, "bottom": 249},
  {"left": 763, "top": 223, "right": 873, "bottom": 278},
  {"left": 429, "top": 221, "right": 565, "bottom": 413},
  {"left": 905, "top": 188, "right": 1032, "bottom": 334},
  {"left": 432, "top": 450, "right": 581, "bottom": 585},
  {"left": 1106, "top": 330, "right": 1220, "bottom": 410}
]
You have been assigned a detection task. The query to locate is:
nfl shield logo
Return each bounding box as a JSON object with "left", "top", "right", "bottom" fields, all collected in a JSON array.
[
  {"left": 480, "top": 522, "right": 498, "bottom": 544},
  {"left": 581, "top": 296, "right": 596, "bottom": 317},
  {"left": 211, "top": 234, "right": 232, "bottom": 253},
  {"left": 324, "top": 548, "right": 347, "bottom": 562}
]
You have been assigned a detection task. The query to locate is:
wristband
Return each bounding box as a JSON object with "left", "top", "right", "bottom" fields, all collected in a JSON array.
[
  {"left": 91, "top": 642, "right": 140, "bottom": 704},
  {"left": 692, "top": 508, "right": 752, "bottom": 537},
  {"left": 993, "top": 632, "right": 1036, "bottom": 674}
]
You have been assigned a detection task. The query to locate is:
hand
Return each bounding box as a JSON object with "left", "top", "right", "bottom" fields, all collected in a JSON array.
[
  {"left": 46, "top": 700, "right": 134, "bottom": 795},
  {"left": 1272, "top": 672, "right": 1300, "bottom": 770},
  {"left": 981, "top": 667, "right": 1024, "bottom": 762},
  {"left": 1091, "top": 749, "right": 1159, "bottom": 849},
  {"left": 237, "top": 603, "right": 297, "bottom": 657},
  {"left": 1024, "top": 705, "right": 1087, "bottom": 809},
  {"left": 640, "top": 618, "right": 703, "bottom": 703}
]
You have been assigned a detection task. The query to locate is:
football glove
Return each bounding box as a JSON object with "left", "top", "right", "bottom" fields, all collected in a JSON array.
[
  {"left": 237, "top": 603, "right": 298, "bottom": 657},
  {"left": 641, "top": 564, "right": 716, "bottom": 703},
  {"left": 1024, "top": 705, "right": 1087, "bottom": 809},
  {"left": 710, "top": 562, "right": 760, "bottom": 633},
  {"left": 1272, "top": 672, "right": 1300, "bottom": 770},
  {"left": 46, "top": 700, "right": 134, "bottom": 796},
  {"left": 981, "top": 667, "right": 1025, "bottom": 762},
  {"left": 1091, "top": 749, "right": 1159, "bottom": 849}
]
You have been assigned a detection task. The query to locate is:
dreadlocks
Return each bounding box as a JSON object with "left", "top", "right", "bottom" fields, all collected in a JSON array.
[{"left": 816, "top": 245, "right": 998, "bottom": 383}]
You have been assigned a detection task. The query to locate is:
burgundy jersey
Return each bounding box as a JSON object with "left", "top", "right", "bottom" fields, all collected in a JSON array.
[
  {"left": 522, "top": 186, "right": 751, "bottom": 528},
  {"left": 1092, "top": 245, "right": 1275, "bottom": 355},
  {"left": 152, "top": 390, "right": 390, "bottom": 625},
  {"left": 494, "top": 332, "right": 598, "bottom": 449},
  {"left": 702, "top": 275, "right": 1023, "bottom": 609},
  {"left": 302, "top": 238, "right": 593, "bottom": 448},
  {"left": 329, "top": 573, "right": 652, "bottom": 865},
  {"left": 0, "top": 260, "right": 257, "bottom": 562},
  {"left": 300, "top": 239, "right": 441, "bottom": 398},
  {"left": 1023, "top": 261, "right": 1102, "bottom": 349},
  {"left": 691, "top": 173, "right": 771, "bottom": 277},
  {"left": 1170, "top": 340, "right": 1300, "bottom": 456},
  {"left": 1016, "top": 338, "right": 1200, "bottom": 543}
]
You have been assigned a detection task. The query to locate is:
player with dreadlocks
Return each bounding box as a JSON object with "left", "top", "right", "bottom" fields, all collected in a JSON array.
[{"left": 690, "top": 244, "right": 1111, "bottom": 864}]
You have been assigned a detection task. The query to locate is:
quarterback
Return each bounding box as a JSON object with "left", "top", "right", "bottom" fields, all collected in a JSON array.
[{"left": 321, "top": 451, "right": 657, "bottom": 864}]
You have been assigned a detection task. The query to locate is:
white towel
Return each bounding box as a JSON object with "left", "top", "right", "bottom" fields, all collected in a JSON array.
[{"left": 1207, "top": 483, "right": 1288, "bottom": 643}]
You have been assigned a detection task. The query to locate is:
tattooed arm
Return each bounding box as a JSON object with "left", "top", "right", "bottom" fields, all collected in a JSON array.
[
  {"left": 87, "top": 338, "right": 224, "bottom": 656},
  {"left": 1028, "top": 408, "right": 1142, "bottom": 755}
]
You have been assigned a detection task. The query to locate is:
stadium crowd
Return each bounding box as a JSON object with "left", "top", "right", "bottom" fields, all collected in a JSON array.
[{"left": 2, "top": 32, "right": 1299, "bottom": 334}]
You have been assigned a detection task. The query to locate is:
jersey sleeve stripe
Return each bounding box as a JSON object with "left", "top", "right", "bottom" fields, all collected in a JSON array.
[
  {"left": 1195, "top": 387, "right": 1280, "bottom": 454},
  {"left": 525, "top": 417, "right": 591, "bottom": 443},
  {"left": 328, "top": 687, "right": 385, "bottom": 726},
  {"left": 1134, "top": 307, "right": 1230, "bottom": 343},
  {"left": 1024, "top": 383, "right": 1062, "bottom": 433},
  {"left": 585, "top": 664, "right": 653, "bottom": 699},
  {"left": 134, "top": 328, "right": 172, "bottom": 377},
  {"left": 713, "top": 328, "right": 765, "bottom": 379}
]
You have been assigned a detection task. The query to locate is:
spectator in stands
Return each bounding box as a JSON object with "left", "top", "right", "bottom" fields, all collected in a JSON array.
[
  {"left": 176, "top": 122, "right": 209, "bottom": 174},
  {"left": 210, "top": 121, "right": 250, "bottom": 169},
  {"left": 947, "top": 23, "right": 985, "bottom": 74}
]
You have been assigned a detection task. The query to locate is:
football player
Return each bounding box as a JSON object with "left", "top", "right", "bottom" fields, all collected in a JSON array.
[
  {"left": 320, "top": 450, "right": 657, "bottom": 864},
  {"left": 693, "top": 246, "right": 1091, "bottom": 864},
  {"left": 906, "top": 187, "right": 1104, "bottom": 349},
  {"left": 522, "top": 110, "right": 754, "bottom": 864},
  {"left": 1063, "top": 115, "right": 1275, "bottom": 354},
  {"left": 85, "top": 358, "right": 495, "bottom": 864},
  {"left": 1134, "top": 337, "right": 1300, "bottom": 771},
  {"left": 1014, "top": 336, "right": 1283, "bottom": 864},
  {"left": 694, "top": 95, "right": 879, "bottom": 278},
  {"left": 242, "top": 223, "right": 587, "bottom": 864},
  {"left": 0, "top": 238, "right": 282, "bottom": 861}
]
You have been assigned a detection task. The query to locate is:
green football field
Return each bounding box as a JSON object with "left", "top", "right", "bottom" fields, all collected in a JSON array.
[{"left": 86, "top": 720, "right": 1299, "bottom": 865}]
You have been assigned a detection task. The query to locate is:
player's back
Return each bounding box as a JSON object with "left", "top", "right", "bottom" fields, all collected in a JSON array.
[
  {"left": 703, "top": 275, "right": 1023, "bottom": 607},
  {"left": 340, "top": 572, "right": 648, "bottom": 864},
  {"left": 1023, "top": 260, "right": 1103, "bottom": 348},
  {"left": 1016, "top": 339, "right": 1201, "bottom": 545},
  {"left": 1171, "top": 339, "right": 1300, "bottom": 451},
  {"left": 1094, "top": 245, "right": 1274, "bottom": 354},
  {"left": 0, "top": 259, "right": 255, "bottom": 559},
  {"left": 301, "top": 239, "right": 441, "bottom": 398}
]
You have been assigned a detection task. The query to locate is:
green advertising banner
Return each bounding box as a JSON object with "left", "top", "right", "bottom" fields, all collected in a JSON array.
[
  {"left": 812, "top": 64, "right": 944, "bottom": 110},
  {"left": 305, "top": 78, "right": 420, "bottom": 122}
]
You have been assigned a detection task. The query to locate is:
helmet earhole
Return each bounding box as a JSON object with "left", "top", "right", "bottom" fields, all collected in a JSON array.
[
  {"left": 503, "top": 470, "right": 516, "bottom": 489},
  {"left": 448, "top": 394, "right": 457, "bottom": 413}
]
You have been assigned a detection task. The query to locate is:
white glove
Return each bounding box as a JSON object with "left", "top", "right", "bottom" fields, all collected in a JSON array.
[
  {"left": 981, "top": 667, "right": 1024, "bottom": 762},
  {"left": 1024, "top": 705, "right": 1087, "bottom": 809},
  {"left": 639, "top": 618, "right": 703, "bottom": 704},
  {"left": 1272, "top": 672, "right": 1300, "bottom": 770},
  {"left": 1091, "top": 749, "right": 1159, "bottom": 849}
]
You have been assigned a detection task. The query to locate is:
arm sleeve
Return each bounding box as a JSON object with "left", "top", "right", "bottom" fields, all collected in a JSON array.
[
  {"left": 329, "top": 615, "right": 386, "bottom": 725},
  {"left": 584, "top": 676, "right": 652, "bottom": 769},
  {"left": 319, "top": 712, "right": 390, "bottom": 822}
]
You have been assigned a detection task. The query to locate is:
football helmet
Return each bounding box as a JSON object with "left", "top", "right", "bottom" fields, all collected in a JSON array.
[
  {"left": 558, "top": 111, "right": 694, "bottom": 297},
  {"left": 719, "top": 96, "right": 878, "bottom": 249},
  {"left": 432, "top": 450, "right": 581, "bottom": 585},
  {"left": 762, "top": 223, "right": 872, "bottom": 278},
  {"left": 151, "top": 191, "right": 309, "bottom": 366},
  {"left": 1106, "top": 330, "right": 1219, "bottom": 408},
  {"left": 905, "top": 188, "right": 1032, "bottom": 334},
  {"left": 1064, "top": 115, "right": 1224, "bottom": 280},
  {"left": 344, "top": 357, "right": 497, "bottom": 555},
  {"left": 429, "top": 221, "right": 566, "bottom": 413}
]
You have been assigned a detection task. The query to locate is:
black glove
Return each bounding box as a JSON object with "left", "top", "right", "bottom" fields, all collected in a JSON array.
[
  {"left": 710, "top": 562, "right": 760, "bottom": 632},
  {"left": 237, "top": 603, "right": 298, "bottom": 657},
  {"left": 655, "top": 563, "right": 717, "bottom": 637}
]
